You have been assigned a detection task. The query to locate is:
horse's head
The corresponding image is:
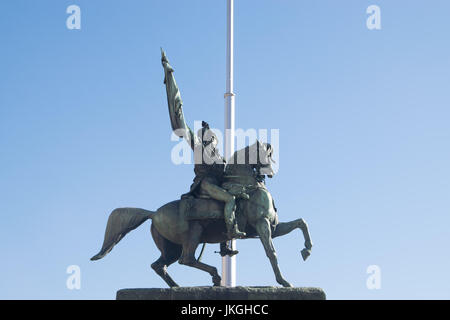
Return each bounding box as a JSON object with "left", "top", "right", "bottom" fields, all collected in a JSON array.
[
  {"left": 226, "top": 139, "right": 276, "bottom": 182},
  {"left": 252, "top": 140, "right": 275, "bottom": 179}
]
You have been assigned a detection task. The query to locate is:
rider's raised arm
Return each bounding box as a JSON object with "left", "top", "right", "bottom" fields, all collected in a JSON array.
[{"left": 161, "top": 49, "right": 200, "bottom": 151}]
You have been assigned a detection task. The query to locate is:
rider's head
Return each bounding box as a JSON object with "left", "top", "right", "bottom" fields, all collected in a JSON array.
[{"left": 197, "top": 121, "right": 218, "bottom": 150}]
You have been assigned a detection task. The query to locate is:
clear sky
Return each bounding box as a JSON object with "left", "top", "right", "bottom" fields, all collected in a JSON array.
[{"left": 1, "top": 0, "right": 449, "bottom": 299}]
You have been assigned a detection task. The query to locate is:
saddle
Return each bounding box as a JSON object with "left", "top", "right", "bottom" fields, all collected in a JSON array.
[
  {"left": 180, "top": 181, "right": 254, "bottom": 220},
  {"left": 180, "top": 182, "right": 252, "bottom": 221},
  {"left": 180, "top": 196, "right": 224, "bottom": 220}
]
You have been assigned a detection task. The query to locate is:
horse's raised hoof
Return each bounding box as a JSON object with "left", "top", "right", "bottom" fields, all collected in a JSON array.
[{"left": 301, "top": 248, "right": 311, "bottom": 261}]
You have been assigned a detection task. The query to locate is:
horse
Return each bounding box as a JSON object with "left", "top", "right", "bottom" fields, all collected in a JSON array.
[{"left": 90, "top": 140, "right": 313, "bottom": 287}]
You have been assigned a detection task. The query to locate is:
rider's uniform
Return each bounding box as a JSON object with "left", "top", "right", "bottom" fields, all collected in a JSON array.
[{"left": 191, "top": 160, "right": 225, "bottom": 198}]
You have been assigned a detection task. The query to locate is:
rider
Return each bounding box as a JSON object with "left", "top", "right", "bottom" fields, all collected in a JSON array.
[
  {"left": 183, "top": 121, "right": 247, "bottom": 240},
  {"left": 161, "top": 50, "right": 246, "bottom": 241}
]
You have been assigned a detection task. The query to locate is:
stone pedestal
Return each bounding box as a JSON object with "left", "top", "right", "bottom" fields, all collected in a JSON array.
[{"left": 116, "top": 286, "right": 326, "bottom": 300}]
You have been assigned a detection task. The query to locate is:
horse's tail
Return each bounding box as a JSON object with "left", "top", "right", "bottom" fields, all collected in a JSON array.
[{"left": 90, "top": 208, "right": 155, "bottom": 261}]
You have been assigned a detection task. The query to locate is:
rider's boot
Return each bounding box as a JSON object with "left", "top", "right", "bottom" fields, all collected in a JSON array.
[
  {"left": 224, "top": 197, "right": 246, "bottom": 239},
  {"left": 219, "top": 242, "right": 239, "bottom": 257},
  {"left": 227, "top": 223, "right": 246, "bottom": 239}
]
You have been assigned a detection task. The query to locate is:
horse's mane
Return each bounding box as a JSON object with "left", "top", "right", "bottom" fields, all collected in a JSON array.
[{"left": 227, "top": 143, "right": 259, "bottom": 166}]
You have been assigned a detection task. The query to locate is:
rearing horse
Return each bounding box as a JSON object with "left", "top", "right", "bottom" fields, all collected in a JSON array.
[{"left": 91, "top": 141, "right": 313, "bottom": 287}]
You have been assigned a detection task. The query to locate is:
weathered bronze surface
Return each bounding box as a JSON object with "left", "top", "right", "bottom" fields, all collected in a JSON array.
[{"left": 91, "top": 51, "right": 313, "bottom": 288}]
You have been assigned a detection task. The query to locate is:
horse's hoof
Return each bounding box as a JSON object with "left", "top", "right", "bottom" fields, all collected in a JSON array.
[
  {"left": 212, "top": 275, "right": 222, "bottom": 286},
  {"left": 280, "top": 280, "right": 293, "bottom": 288},
  {"left": 301, "top": 248, "right": 311, "bottom": 261}
]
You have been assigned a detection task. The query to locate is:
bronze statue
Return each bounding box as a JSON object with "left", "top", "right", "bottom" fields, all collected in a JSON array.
[
  {"left": 90, "top": 50, "right": 313, "bottom": 288},
  {"left": 162, "top": 50, "right": 246, "bottom": 240}
]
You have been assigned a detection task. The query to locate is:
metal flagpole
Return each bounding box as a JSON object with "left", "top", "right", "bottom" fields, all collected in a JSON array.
[{"left": 222, "top": 0, "right": 236, "bottom": 287}]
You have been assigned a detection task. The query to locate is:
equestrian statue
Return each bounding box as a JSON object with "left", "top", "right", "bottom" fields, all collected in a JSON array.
[{"left": 90, "top": 50, "right": 313, "bottom": 288}]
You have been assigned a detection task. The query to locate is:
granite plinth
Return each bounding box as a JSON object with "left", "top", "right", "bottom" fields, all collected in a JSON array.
[{"left": 116, "top": 286, "right": 326, "bottom": 300}]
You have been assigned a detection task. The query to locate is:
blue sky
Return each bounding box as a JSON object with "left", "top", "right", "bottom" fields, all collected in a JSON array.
[{"left": 1, "top": 0, "right": 449, "bottom": 299}]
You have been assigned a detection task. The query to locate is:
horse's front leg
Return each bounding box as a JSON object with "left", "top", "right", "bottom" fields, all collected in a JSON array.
[
  {"left": 272, "top": 218, "right": 313, "bottom": 261},
  {"left": 255, "top": 218, "right": 292, "bottom": 287}
]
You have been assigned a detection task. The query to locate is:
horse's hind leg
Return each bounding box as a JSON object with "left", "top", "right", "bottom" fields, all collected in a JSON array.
[
  {"left": 179, "top": 254, "right": 222, "bottom": 286},
  {"left": 150, "top": 224, "right": 182, "bottom": 288},
  {"left": 178, "top": 222, "right": 222, "bottom": 286},
  {"left": 151, "top": 256, "right": 179, "bottom": 288},
  {"left": 255, "top": 218, "right": 293, "bottom": 288},
  {"left": 272, "top": 218, "right": 313, "bottom": 260}
]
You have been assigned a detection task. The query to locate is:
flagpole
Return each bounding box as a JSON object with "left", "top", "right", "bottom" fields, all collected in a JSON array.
[{"left": 222, "top": 0, "right": 236, "bottom": 287}]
